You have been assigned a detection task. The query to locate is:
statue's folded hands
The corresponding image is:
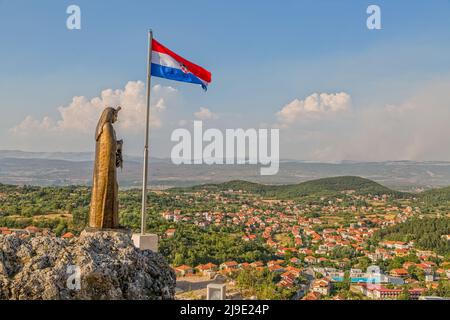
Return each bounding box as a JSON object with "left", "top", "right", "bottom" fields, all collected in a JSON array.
[{"left": 116, "top": 139, "right": 123, "bottom": 169}]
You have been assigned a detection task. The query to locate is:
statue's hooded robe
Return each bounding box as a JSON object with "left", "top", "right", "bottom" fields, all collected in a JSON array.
[{"left": 89, "top": 107, "right": 120, "bottom": 229}]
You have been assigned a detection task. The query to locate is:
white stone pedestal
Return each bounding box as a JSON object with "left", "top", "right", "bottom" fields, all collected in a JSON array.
[
  {"left": 207, "top": 283, "right": 226, "bottom": 300},
  {"left": 132, "top": 233, "right": 158, "bottom": 252}
]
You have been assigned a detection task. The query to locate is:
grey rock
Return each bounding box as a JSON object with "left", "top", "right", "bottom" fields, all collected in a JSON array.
[{"left": 0, "top": 230, "right": 175, "bottom": 300}]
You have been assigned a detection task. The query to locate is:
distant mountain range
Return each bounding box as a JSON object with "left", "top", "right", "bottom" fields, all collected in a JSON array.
[
  {"left": 2, "top": 150, "right": 450, "bottom": 191},
  {"left": 0, "top": 150, "right": 143, "bottom": 162}
]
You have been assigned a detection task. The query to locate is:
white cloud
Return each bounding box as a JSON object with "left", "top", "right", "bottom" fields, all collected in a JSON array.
[
  {"left": 11, "top": 116, "right": 56, "bottom": 133},
  {"left": 9, "top": 78, "right": 450, "bottom": 162},
  {"left": 338, "top": 82, "right": 450, "bottom": 161},
  {"left": 11, "top": 81, "right": 177, "bottom": 136},
  {"left": 276, "top": 92, "right": 351, "bottom": 127},
  {"left": 279, "top": 82, "right": 450, "bottom": 162},
  {"left": 194, "top": 107, "right": 218, "bottom": 120}
]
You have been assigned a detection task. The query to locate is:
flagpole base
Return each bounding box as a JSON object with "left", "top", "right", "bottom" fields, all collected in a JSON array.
[{"left": 132, "top": 233, "right": 158, "bottom": 252}]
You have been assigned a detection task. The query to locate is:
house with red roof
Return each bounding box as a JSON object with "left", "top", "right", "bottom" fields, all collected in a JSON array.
[
  {"left": 196, "top": 262, "right": 218, "bottom": 272},
  {"left": 174, "top": 265, "right": 194, "bottom": 277},
  {"left": 299, "top": 248, "right": 313, "bottom": 255},
  {"left": 304, "top": 256, "right": 316, "bottom": 264},
  {"left": 403, "top": 262, "right": 416, "bottom": 270},
  {"left": 311, "top": 278, "right": 331, "bottom": 296},
  {"left": 390, "top": 268, "right": 409, "bottom": 277},
  {"left": 278, "top": 272, "right": 297, "bottom": 287},
  {"left": 238, "top": 262, "right": 251, "bottom": 269},
  {"left": 359, "top": 284, "right": 425, "bottom": 300},
  {"left": 195, "top": 263, "right": 218, "bottom": 277},
  {"left": 268, "top": 264, "right": 284, "bottom": 273},
  {"left": 303, "top": 291, "right": 322, "bottom": 300},
  {"left": 285, "top": 266, "right": 301, "bottom": 277},
  {"left": 220, "top": 261, "right": 238, "bottom": 270},
  {"left": 165, "top": 228, "right": 176, "bottom": 237},
  {"left": 416, "top": 262, "right": 435, "bottom": 274}
]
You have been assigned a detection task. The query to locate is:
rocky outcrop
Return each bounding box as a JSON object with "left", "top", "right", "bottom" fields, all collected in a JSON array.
[{"left": 0, "top": 230, "right": 175, "bottom": 300}]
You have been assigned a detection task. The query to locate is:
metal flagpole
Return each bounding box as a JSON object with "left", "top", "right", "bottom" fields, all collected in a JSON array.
[{"left": 141, "top": 29, "right": 153, "bottom": 235}]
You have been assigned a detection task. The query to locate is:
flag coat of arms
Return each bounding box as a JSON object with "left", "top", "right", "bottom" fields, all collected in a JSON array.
[{"left": 150, "top": 39, "right": 212, "bottom": 90}]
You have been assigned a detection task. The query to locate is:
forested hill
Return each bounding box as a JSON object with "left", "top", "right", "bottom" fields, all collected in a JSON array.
[
  {"left": 374, "top": 217, "right": 450, "bottom": 255},
  {"left": 170, "top": 176, "right": 407, "bottom": 199},
  {"left": 419, "top": 186, "right": 450, "bottom": 201},
  {"left": 415, "top": 186, "right": 450, "bottom": 213}
]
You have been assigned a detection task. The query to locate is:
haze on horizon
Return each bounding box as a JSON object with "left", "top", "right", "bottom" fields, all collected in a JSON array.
[{"left": 2, "top": 1, "right": 450, "bottom": 162}]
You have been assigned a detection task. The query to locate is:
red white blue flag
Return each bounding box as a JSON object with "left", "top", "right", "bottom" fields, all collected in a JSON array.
[{"left": 151, "top": 39, "right": 212, "bottom": 90}]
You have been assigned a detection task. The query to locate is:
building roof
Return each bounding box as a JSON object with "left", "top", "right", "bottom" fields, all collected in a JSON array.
[
  {"left": 61, "top": 232, "right": 74, "bottom": 239},
  {"left": 175, "top": 265, "right": 193, "bottom": 271},
  {"left": 390, "top": 268, "right": 409, "bottom": 276}
]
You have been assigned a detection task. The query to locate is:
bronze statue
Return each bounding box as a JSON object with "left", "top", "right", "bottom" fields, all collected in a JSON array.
[{"left": 88, "top": 106, "right": 123, "bottom": 229}]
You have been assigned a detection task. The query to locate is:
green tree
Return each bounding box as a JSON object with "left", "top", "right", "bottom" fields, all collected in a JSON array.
[{"left": 397, "top": 286, "right": 411, "bottom": 300}]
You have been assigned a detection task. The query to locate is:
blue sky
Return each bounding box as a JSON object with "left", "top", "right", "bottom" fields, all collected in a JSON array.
[{"left": 2, "top": 0, "right": 450, "bottom": 161}]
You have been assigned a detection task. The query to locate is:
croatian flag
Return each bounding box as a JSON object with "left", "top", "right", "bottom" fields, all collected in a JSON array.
[{"left": 151, "top": 39, "right": 212, "bottom": 90}]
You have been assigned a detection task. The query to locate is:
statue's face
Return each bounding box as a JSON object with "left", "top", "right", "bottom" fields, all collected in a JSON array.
[{"left": 112, "top": 111, "right": 119, "bottom": 123}]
